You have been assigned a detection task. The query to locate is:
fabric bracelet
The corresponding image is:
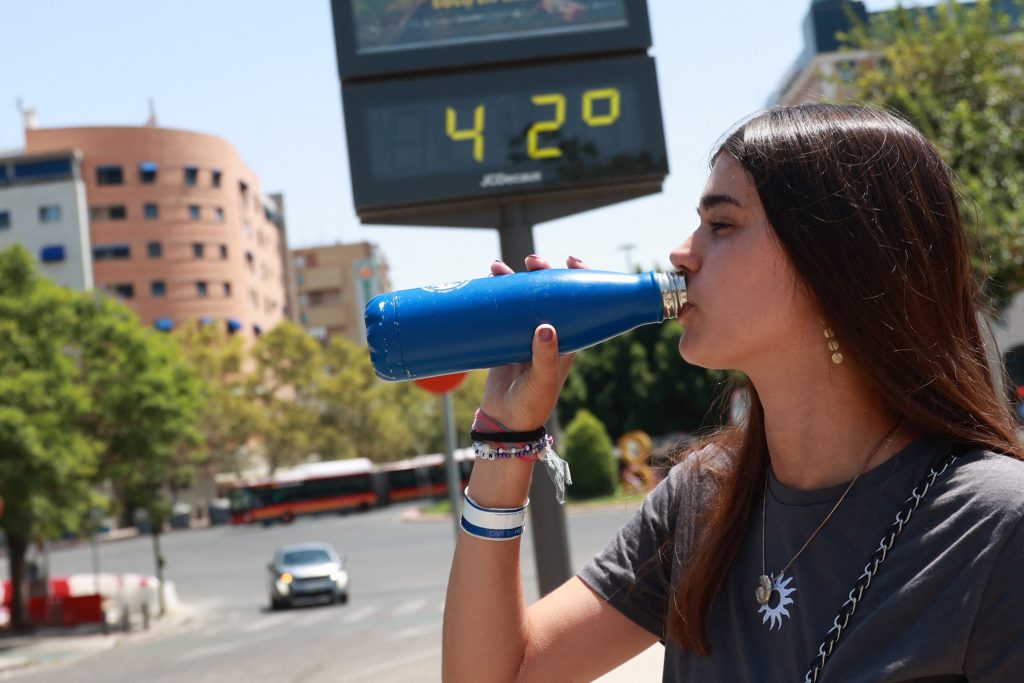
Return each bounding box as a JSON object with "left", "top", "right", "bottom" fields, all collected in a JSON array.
[
  {"left": 470, "top": 427, "right": 547, "bottom": 444},
  {"left": 460, "top": 488, "right": 528, "bottom": 541}
]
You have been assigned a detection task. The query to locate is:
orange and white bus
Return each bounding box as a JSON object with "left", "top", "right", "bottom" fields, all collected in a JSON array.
[{"left": 229, "top": 458, "right": 377, "bottom": 526}]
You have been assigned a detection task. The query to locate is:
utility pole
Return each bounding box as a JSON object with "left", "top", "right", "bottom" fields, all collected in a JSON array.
[{"left": 619, "top": 243, "right": 637, "bottom": 273}]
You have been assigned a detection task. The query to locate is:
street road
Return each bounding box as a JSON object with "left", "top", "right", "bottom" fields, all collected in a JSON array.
[{"left": 8, "top": 501, "right": 639, "bottom": 682}]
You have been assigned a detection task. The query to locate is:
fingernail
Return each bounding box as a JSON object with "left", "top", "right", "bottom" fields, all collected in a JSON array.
[
  {"left": 539, "top": 328, "right": 553, "bottom": 343},
  {"left": 527, "top": 254, "right": 539, "bottom": 260},
  {"left": 569, "top": 255, "right": 583, "bottom": 263},
  {"left": 493, "top": 259, "right": 505, "bottom": 264}
]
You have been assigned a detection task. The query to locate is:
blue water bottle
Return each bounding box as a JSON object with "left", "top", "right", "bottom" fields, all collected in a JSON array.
[{"left": 364, "top": 269, "right": 687, "bottom": 381}]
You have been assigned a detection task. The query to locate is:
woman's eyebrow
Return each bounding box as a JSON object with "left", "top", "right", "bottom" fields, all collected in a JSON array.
[{"left": 699, "top": 193, "right": 742, "bottom": 212}]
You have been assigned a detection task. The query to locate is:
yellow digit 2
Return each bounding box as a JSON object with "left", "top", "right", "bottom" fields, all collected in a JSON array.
[
  {"left": 582, "top": 88, "right": 620, "bottom": 127},
  {"left": 527, "top": 94, "right": 566, "bottom": 159},
  {"left": 446, "top": 105, "right": 485, "bottom": 163}
]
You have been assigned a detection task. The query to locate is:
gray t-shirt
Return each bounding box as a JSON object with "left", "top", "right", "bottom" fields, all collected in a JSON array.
[{"left": 579, "top": 436, "right": 1024, "bottom": 682}]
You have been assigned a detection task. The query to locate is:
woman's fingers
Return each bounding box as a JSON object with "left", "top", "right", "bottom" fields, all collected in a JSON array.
[
  {"left": 567, "top": 255, "right": 587, "bottom": 269},
  {"left": 524, "top": 254, "right": 551, "bottom": 271},
  {"left": 490, "top": 259, "right": 514, "bottom": 276}
]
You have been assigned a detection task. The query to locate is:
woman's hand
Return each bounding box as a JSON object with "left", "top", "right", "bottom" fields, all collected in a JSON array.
[{"left": 479, "top": 254, "right": 587, "bottom": 431}]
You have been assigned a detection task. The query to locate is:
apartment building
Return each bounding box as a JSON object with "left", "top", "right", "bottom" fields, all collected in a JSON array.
[
  {"left": 292, "top": 242, "right": 390, "bottom": 346},
  {"left": 24, "top": 125, "right": 294, "bottom": 338}
]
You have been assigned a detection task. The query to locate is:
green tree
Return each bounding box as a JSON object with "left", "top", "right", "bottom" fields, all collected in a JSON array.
[
  {"left": 74, "top": 295, "right": 204, "bottom": 614},
  {"left": 840, "top": 0, "right": 1024, "bottom": 307},
  {"left": 173, "top": 323, "right": 259, "bottom": 474},
  {"left": 247, "top": 322, "right": 323, "bottom": 473},
  {"left": 561, "top": 409, "right": 618, "bottom": 499},
  {"left": 0, "top": 245, "right": 100, "bottom": 631},
  {"left": 558, "top": 319, "right": 728, "bottom": 441},
  {"left": 316, "top": 336, "right": 420, "bottom": 462}
]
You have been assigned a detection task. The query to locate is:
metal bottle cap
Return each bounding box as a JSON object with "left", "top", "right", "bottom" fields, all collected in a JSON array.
[{"left": 654, "top": 271, "right": 688, "bottom": 320}]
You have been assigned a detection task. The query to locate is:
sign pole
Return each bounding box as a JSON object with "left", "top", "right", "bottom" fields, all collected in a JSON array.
[
  {"left": 442, "top": 391, "right": 462, "bottom": 542},
  {"left": 499, "top": 203, "right": 572, "bottom": 597}
]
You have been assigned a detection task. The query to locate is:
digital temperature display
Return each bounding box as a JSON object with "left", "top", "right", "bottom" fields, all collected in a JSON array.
[{"left": 342, "top": 54, "right": 667, "bottom": 213}]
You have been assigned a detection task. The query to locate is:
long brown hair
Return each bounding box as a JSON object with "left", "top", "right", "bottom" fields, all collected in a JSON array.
[{"left": 668, "top": 104, "right": 1023, "bottom": 653}]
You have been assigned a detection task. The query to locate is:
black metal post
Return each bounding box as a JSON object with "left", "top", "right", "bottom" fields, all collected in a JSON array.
[{"left": 498, "top": 203, "right": 572, "bottom": 597}]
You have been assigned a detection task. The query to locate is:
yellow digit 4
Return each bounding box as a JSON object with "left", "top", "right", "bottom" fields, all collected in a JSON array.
[
  {"left": 446, "top": 105, "right": 485, "bottom": 163},
  {"left": 527, "top": 93, "right": 566, "bottom": 159},
  {"left": 582, "top": 88, "right": 620, "bottom": 127}
]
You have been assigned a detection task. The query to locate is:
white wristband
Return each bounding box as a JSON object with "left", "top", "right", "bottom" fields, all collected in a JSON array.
[{"left": 460, "top": 488, "right": 528, "bottom": 541}]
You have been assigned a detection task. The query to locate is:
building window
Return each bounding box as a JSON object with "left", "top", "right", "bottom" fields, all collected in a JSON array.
[
  {"left": 212, "top": 169, "right": 222, "bottom": 188},
  {"left": 184, "top": 166, "right": 198, "bottom": 186},
  {"left": 89, "top": 205, "right": 127, "bottom": 221},
  {"left": 96, "top": 165, "right": 124, "bottom": 185},
  {"left": 151, "top": 281, "right": 166, "bottom": 297},
  {"left": 189, "top": 205, "right": 201, "bottom": 221},
  {"left": 223, "top": 282, "right": 232, "bottom": 297},
  {"left": 144, "top": 203, "right": 159, "bottom": 219},
  {"left": 14, "top": 159, "right": 72, "bottom": 182},
  {"left": 148, "top": 241, "right": 163, "bottom": 258},
  {"left": 111, "top": 283, "right": 134, "bottom": 299},
  {"left": 39, "top": 204, "right": 62, "bottom": 223},
  {"left": 245, "top": 251, "right": 255, "bottom": 269},
  {"left": 239, "top": 180, "right": 248, "bottom": 198},
  {"left": 295, "top": 255, "right": 306, "bottom": 269},
  {"left": 197, "top": 281, "right": 208, "bottom": 297},
  {"left": 192, "top": 243, "right": 204, "bottom": 258},
  {"left": 219, "top": 244, "right": 228, "bottom": 259},
  {"left": 92, "top": 243, "right": 131, "bottom": 261},
  {"left": 215, "top": 207, "right": 224, "bottom": 223},
  {"left": 139, "top": 162, "right": 158, "bottom": 184},
  {"left": 40, "top": 245, "right": 65, "bottom": 263},
  {"left": 0, "top": 210, "right": 9, "bottom": 229}
]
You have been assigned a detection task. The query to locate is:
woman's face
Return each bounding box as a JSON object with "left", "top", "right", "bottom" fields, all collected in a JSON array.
[{"left": 670, "top": 153, "right": 819, "bottom": 373}]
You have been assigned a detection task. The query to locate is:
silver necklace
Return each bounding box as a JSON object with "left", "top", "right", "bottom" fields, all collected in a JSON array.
[{"left": 755, "top": 421, "right": 903, "bottom": 629}]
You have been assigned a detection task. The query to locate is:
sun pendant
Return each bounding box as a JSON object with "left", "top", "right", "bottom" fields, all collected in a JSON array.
[{"left": 757, "top": 573, "right": 796, "bottom": 630}]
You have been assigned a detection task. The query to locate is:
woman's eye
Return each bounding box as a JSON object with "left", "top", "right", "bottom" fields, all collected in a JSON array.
[{"left": 709, "top": 221, "right": 731, "bottom": 231}]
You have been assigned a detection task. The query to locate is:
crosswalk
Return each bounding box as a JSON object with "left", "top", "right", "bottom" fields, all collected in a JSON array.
[{"left": 192, "top": 595, "right": 446, "bottom": 641}]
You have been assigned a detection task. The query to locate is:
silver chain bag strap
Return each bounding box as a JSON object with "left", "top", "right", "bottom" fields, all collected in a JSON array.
[{"left": 804, "top": 451, "right": 961, "bottom": 683}]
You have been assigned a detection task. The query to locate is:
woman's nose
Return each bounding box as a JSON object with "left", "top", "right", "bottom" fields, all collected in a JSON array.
[{"left": 669, "top": 234, "right": 699, "bottom": 274}]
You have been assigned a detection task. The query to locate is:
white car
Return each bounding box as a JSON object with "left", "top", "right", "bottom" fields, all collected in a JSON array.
[{"left": 268, "top": 542, "right": 349, "bottom": 609}]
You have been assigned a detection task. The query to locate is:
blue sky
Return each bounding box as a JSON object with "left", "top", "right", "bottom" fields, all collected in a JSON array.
[{"left": 1, "top": 0, "right": 902, "bottom": 290}]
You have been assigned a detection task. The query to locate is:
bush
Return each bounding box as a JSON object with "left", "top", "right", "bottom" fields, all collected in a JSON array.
[{"left": 561, "top": 409, "right": 617, "bottom": 500}]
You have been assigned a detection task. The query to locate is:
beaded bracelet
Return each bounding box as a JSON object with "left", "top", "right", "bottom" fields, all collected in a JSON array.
[{"left": 471, "top": 409, "right": 573, "bottom": 503}]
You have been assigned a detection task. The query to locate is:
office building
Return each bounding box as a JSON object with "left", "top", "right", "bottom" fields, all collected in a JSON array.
[{"left": 0, "top": 149, "right": 92, "bottom": 290}]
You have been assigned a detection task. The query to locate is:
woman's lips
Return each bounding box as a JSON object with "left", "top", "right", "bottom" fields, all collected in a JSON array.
[{"left": 678, "top": 302, "right": 694, "bottom": 320}]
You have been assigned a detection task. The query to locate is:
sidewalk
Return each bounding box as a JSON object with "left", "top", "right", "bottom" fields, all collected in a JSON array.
[{"left": 0, "top": 583, "right": 190, "bottom": 678}]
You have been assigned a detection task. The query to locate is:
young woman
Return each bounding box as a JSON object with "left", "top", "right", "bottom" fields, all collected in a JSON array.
[{"left": 442, "top": 104, "right": 1024, "bottom": 682}]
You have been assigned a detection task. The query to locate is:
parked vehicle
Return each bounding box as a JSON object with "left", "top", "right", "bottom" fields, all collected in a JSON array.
[{"left": 268, "top": 542, "right": 348, "bottom": 609}]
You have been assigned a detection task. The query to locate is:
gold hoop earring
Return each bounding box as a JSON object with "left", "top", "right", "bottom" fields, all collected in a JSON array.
[{"left": 823, "top": 326, "right": 843, "bottom": 364}]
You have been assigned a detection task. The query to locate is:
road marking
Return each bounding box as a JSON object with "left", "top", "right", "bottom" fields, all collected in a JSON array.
[
  {"left": 336, "top": 646, "right": 441, "bottom": 682},
  {"left": 298, "top": 608, "right": 342, "bottom": 627},
  {"left": 386, "top": 624, "right": 439, "bottom": 642},
  {"left": 390, "top": 598, "right": 428, "bottom": 618},
  {"left": 340, "top": 605, "right": 378, "bottom": 624},
  {"left": 241, "top": 613, "right": 294, "bottom": 634},
  {"left": 176, "top": 641, "right": 240, "bottom": 663}
]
